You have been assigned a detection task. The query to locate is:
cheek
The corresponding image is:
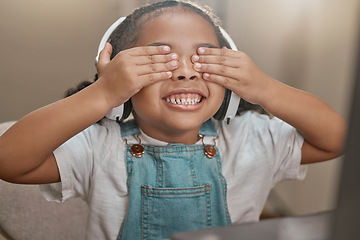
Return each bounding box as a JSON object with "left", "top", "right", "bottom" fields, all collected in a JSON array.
[
  {"left": 131, "top": 85, "right": 160, "bottom": 116},
  {"left": 209, "top": 83, "right": 226, "bottom": 106},
  {"left": 131, "top": 91, "right": 151, "bottom": 116}
]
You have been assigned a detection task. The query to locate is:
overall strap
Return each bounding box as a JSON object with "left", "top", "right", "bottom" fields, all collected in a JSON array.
[
  {"left": 199, "top": 119, "right": 217, "bottom": 137},
  {"left": 119, "top": 119, "right": 140, "bottom": 137}
]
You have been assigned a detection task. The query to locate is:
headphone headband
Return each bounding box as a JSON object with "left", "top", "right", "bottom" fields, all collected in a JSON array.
[
  {"left": 97, "top": 16, "right": 241, "bottom": 123},
  {"left": 95, "top": 17, "right": 239, "bottom": 62},
  {"left": 95, "top": 16, "right": 126, "bottom": 64}
]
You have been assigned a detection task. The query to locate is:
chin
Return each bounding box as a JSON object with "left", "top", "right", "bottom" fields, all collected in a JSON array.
[{"left": 162, "top": 114, "right": 211, "bottom": 132}]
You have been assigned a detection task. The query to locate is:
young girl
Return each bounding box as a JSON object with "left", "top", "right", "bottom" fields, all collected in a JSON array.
[{"left": 0, "top": 1, "right": 346, "bottom": 239}]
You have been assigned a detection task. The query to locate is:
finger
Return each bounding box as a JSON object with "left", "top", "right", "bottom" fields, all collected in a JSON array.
[
  {"left": 137, "top": 60, "right": 179, "bottom": 75},
  {"left": 191, "top": 54, "right": 239, "bottom": 68},
  {"left": 202, "top": 72, "right": 237, "bottom": 90},
  {"left": 193, "top": 62, "right": 239, "bottom": 80},
  {"left": 197, "top": 47, "right": 240, "bottom": 58},
  {"left": 129, "top": 45, "right": 171, "bottom": 56},
  {"left": 136, "top": 52, "right": 179, "bottom": 65},
  {"left": 138, "top": 71, "right": 173, "bottom": 86},
  {"left": 97, "top": 43, "right": 112, "bottom": 72}
]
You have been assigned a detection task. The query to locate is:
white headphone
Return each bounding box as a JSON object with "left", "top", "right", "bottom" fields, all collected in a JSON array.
[{"left": 96, "top": 16, "right": 241, "bottom": 123}]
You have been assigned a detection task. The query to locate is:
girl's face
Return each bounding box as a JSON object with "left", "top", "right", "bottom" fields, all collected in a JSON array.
[{"left": 131, "top": 10, "right": 225, "bottom": 144}]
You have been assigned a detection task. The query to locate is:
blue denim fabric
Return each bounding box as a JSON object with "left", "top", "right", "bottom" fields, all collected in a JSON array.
[{"left": 117, "top": 120, "right": 231, "bottom": 240}]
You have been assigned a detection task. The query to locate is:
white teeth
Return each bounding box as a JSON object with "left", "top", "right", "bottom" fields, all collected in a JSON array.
[{"left": 165, "top": 97, "right": 201, "bottom": 105}]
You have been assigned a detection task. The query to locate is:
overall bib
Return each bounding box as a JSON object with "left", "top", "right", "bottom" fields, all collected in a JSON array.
[{"left": 117, "top": 120, "right": 231, "bottom": 240}]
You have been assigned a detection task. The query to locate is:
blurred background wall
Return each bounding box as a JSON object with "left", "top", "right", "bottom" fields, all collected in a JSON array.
[{"left": 0, "top": 0, "right": 359, "bottom": 216}]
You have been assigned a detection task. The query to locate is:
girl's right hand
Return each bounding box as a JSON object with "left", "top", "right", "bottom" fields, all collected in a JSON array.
[
  {"left": 0, "top": 42, "right": 181, "bottom": 184},
  {"left": 96, "top": 43, "right": 179, "bottom": 108}
]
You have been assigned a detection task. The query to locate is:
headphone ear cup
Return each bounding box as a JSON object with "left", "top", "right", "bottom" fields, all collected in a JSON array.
[
  {"left": 213, "top": 89, "right": 231, "bottom": 121},
  {"left": 120, "top": 100, "right": 132, "bottom": 121},
  {"left": 105, "top": 100, "right": 132, "bottom": 122}
]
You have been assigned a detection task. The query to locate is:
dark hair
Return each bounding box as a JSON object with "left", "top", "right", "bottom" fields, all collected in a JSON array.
[
  {"left": 107, "top": 1, "right": 231, "bottom": 60},
  {"left": 65, "top": 0, "right": 267, "bottom": 118}
]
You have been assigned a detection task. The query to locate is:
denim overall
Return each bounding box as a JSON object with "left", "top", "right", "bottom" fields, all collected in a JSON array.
[{"left": 117, "top": 120, "right": 231, "bottom": 240}]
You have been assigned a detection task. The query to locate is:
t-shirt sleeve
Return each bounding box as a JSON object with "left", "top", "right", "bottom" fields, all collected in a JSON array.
[
  {"left": 216, "top": 112, "right": 307, "bottom": 223},
  {"left": 40, "top": 120, "right": 118, "bottom": 203},
  {"left": 217, "top": 111, "right": 306, "bottom": 186},
  {"left": 245, "top": 112, "right": 306, "bottom": 184},
  {"left": 268, "top": 116, "right": 307, "bottom": 184}
]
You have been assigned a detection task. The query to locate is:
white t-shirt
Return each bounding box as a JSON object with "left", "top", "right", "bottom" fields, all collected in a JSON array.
[{"left": 40, "top": 111, "right": 306, "bottom": 240}]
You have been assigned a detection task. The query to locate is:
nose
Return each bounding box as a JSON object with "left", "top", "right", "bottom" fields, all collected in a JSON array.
[{"left": 172, "top": 55, "right": 201, "bottom": 81}]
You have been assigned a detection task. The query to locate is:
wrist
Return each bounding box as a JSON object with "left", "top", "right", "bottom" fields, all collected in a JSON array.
[
  {"left": 256, "top": 76, "right": 279, "bottom": 109},
  {"left": 92, "top": 78, "right": 121, "bottom": 110},
  {"left": 75, "top": 80, "right": 114, "bottom": 120}
]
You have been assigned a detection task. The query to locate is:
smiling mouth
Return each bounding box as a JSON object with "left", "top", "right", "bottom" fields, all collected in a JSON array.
[{"left": 163, "top": 93, "right": 204, "bottom": 105}]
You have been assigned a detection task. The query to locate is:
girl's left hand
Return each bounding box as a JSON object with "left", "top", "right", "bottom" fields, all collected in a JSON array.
[
  {"left": 191, "top": 47, "right": 274, "bottom": 105},
  {"left": 191, "top": 48, "right": 347, "bottom": 164}
]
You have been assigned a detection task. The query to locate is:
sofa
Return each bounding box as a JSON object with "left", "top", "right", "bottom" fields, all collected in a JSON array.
[{"left": 0, "top": 122, "right": 88, "bottom": 240}]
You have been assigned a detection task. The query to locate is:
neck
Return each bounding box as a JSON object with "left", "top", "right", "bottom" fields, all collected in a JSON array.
[{"left": 137, "top": 122, "right": 202, "bottom": 145}]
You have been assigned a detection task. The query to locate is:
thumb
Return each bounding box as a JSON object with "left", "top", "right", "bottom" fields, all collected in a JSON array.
[{"left": 97, "top": 42, "right": 112, "bottom": 75}]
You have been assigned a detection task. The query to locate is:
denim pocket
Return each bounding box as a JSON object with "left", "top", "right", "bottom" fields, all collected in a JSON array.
[{"left": 141, "top": 184, "right": 211, "bottom": 240}]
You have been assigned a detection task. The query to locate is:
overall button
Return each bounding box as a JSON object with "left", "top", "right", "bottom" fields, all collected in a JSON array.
[
  {"left": 204, "top": 145, "right": 217, "bottom": 158},
  {"left": 131, "top": 144, "right": 144, "bottom": 158}
]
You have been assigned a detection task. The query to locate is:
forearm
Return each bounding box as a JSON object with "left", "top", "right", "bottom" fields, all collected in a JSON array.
[
  {"left": 0, "top": 81, "right": 111, "bottom": 180},
  {"left": 192, "top": 47, "right": 346, "bottom": 162},
  {"left": 261, "top": 78, "right": 346, "bottom": 156}
]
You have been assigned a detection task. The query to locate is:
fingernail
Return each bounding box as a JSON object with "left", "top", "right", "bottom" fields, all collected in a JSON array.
[
  {"left": 167, "top": 71, "right": 172, "bottom": 77},
  {"left": 198, "top": 47, "right": 205, "bottom": 54},
  {"left": 203, "top": 73, "right": 210, "bottom": 79},
  {"left": 171, "top": 53, "right": 178, "bottom": 60},
  {"left": 192, "top": 55, "right": 199, "bottom": 62},
  {"left": 170, "top": 60, "right": 178, "bottom": 67},
  {"left": 194, "top": 62, "right": 201, "bottom": 70},
  {"left": 163, "top": 46, "right": 170, "bottom": 52}
]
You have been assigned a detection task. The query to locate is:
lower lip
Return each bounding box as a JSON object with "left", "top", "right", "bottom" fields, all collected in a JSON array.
[{"left": 162, "top": 99, "right": 204, "bottom": 111}]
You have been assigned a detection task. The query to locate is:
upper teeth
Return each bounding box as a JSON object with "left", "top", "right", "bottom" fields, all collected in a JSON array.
[{"left": 166, "top": 97, "right": 201, "bottom": 105}]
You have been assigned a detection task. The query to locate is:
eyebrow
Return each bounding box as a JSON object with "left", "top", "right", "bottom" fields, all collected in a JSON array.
[
  {"left": 147, "top": 42, "right": 169, "bottom": 47},
  {"left": 196, "top": 43, "right": 219, "bottom": 49},
  {"left": 147, "top": 42, "right": 219, "bottom": 49}
]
